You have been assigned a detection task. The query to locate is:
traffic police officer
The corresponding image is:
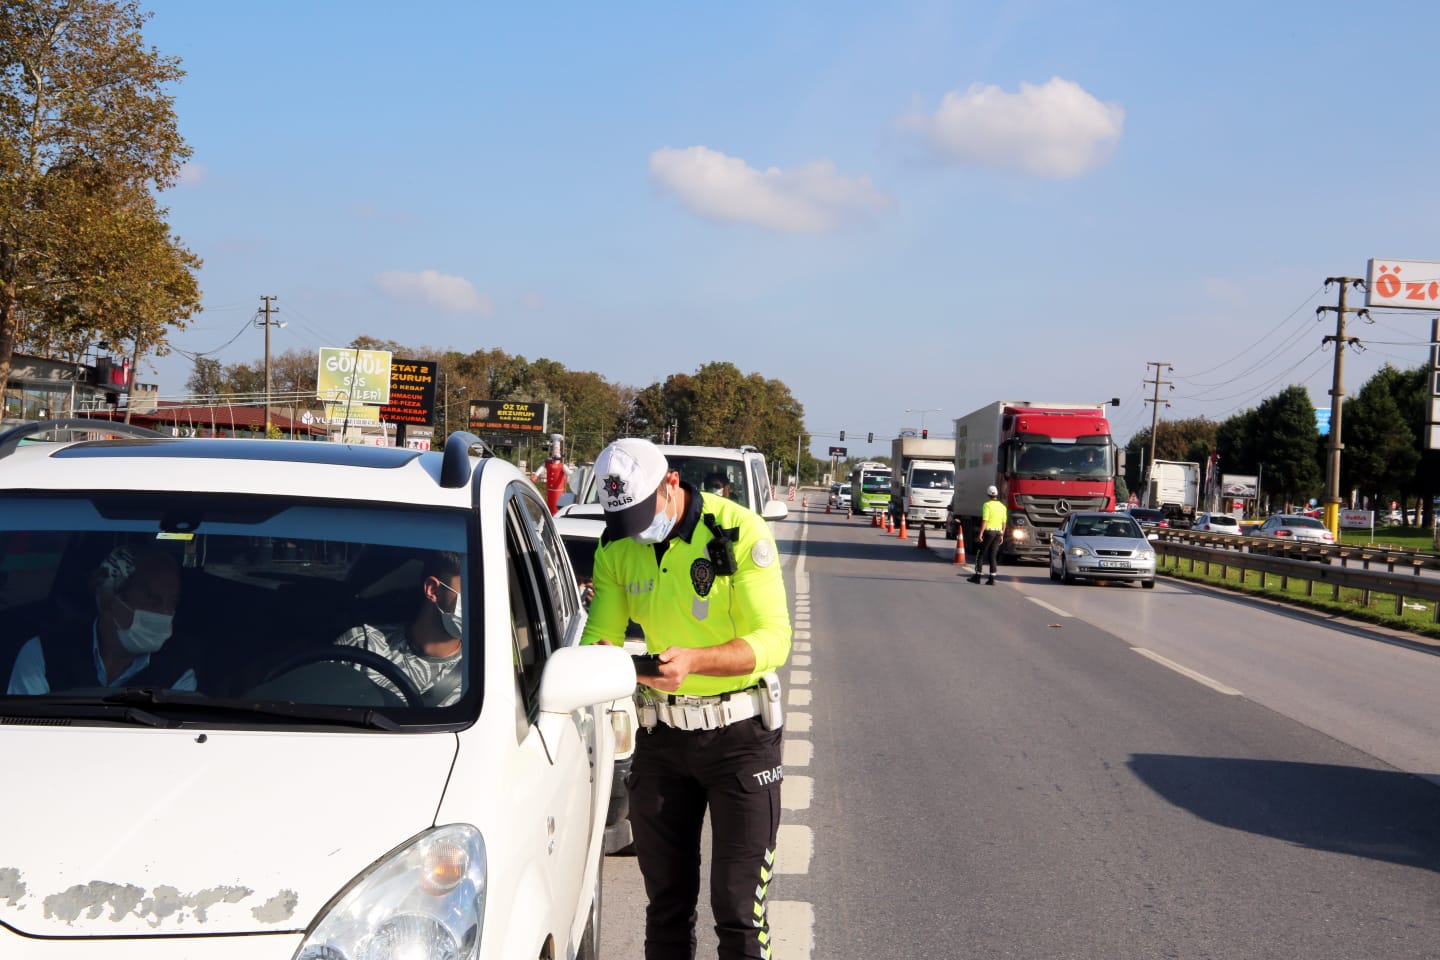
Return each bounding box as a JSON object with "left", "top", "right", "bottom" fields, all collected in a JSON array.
[
  {"left": 582, "top": 438, "right": 791, "bottom": 960},
  {"left": 969, "top": 483, "right": 1007, "bottom": 584}
]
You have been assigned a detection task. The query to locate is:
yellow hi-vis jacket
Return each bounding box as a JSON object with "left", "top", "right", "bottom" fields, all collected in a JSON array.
[
  {"left": 981, "top": 497, "right": 1008, "bottom": 533},
  {"left": 581, "top": 487, "right": 791, "bottom": 697}
]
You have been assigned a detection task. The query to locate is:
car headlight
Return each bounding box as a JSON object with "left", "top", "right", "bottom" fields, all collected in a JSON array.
[
  {"left": 1068, "top": 545, "right": 1091, "bottom": 557},
  {"left": 295, "top": 825, "right": 486, "bottom": 960},
  {"left": 1137, "top": 550, "right": 1155, "bottom": 561}
]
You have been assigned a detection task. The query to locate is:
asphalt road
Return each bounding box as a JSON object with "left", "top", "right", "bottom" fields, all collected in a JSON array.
[{"left": 602, "top": 499, "right": 1440, "bottom": 959}]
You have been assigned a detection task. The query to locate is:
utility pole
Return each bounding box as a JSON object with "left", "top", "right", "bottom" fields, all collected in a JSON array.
[
  {"left": 257, "top": 296, "right": 280, "bottom": 437},
  {"left": 1142, "top": 361, "right": 1173, "bottom": 506},
  {"left": 1316, "top": 277, "right": 1367, "bottom": 537}
]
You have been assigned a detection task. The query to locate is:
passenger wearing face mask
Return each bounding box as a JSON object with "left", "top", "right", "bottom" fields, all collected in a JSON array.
[
  {"left": 333, "top": 550, "right": 465, "bottom": 707},
  {"left": 581, "top": 438, "right": 791, "bottom": 960},
  {"left": 6, "top": 543, "right": 194, "bottom": 695}
]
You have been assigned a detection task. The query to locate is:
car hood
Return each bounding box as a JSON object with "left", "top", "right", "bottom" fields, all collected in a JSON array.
[
  {"left": 0, "top": 726, "right": 458, "bottom": 938},
  {"left": 1072, "top": 535, "right": 1153, "bottom": 551}
]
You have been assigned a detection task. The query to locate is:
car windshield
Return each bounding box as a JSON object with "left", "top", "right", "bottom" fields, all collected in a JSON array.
[
  {"left": 909, "top": 469, "right": 953, "bottom": 490},
  {"left": 860, "top": 471, "right": 891, "bottom": 492},
  {"left": 1073, "top": 516, "right": 1143, "bottom": 538},
  {"left": 1282, "top": 516, "right": 1326, "bottom": 529},
  {"left": 0, "top": 494, "right": 474, "bottom": 729},
  {"left": 1009, "top": 442, "right": 1112, "bottom": 480},
  {"left": 663, "top": 455, "right": 748, "bottom": 507}
]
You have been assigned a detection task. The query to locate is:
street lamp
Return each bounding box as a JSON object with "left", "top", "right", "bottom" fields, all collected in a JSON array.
[{"left": 905, "top": 407, "right": 942, "bottom": 436}]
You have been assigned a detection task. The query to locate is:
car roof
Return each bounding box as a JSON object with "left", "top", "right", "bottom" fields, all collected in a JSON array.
[
  {"left": 0, "top": 431, "right": 496, "bottom": 509},
  {"left": 654, "top": 444, "right": 760, "bottom": 460}
]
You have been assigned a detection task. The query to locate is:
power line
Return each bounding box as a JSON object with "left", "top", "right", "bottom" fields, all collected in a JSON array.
[{"left": 1174, "top": 285, "right": 1324, "bottom": 380}]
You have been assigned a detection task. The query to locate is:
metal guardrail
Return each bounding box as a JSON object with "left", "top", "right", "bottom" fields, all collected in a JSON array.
[
  {"left": 1160, "top": 529, "right": 1439, "bottom": 574},
  {"left": 1156, "top": 540, "right": 1440, "bottom": 624}
]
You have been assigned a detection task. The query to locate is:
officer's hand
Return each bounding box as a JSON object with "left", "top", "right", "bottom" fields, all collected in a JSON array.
[{"left": 641, "top": 646, "right": 694, "bottom": 693}]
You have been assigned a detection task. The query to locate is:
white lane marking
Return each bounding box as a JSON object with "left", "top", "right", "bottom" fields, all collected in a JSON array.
[
  {"left": 782, "top": 774, "right": 813, "bottom": 810},
  {"left": 789, "top": 670, "right": 812, "bottom": 686},
  {"left": 794, "top": 630, "right": 811, "bottom": 641},
  {"left": 769, "top": 901, "right": 813, "bottom": 960},
  {"left": 783, "top": 739, "right": 813, "bottom": 767},
  {"left": 793, "top": 640, "right": 811, "bottom": 652},
  {"left": 1027, "top": 597, "right": 1073, "bottom": 618},
  {"left": 788, "top": 688, "right": 813, "bottom": 707},
  {"left": 774, "top": 824, "right": 812, "bottom": 873},
  {"left": 791, "top": 654, "right": 812, "bottom": 667},
  {"left": 1132, "top": 648, "right": 1243, "bottom": 696},
  {"left": 786, "top": 711, "right": 812, "bottom": 733}
]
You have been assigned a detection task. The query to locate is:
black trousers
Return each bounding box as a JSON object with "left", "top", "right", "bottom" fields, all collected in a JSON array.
[
  {"left": 628, "top": 716, "right": 784, "bottom": 960},
  {"left": 976, "top": 530, "right": 1002, "bottom": 575}
]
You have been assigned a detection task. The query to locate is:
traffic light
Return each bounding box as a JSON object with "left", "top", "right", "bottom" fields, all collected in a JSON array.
[
  {"left": 867, "top": 432, "right": 874, "bottom": 443},
  {"left": 839, "top": 430, "right": 845, "bottom": 441},
  {"left": 922, "top": 429, "right": 928, "bottom": 439}
]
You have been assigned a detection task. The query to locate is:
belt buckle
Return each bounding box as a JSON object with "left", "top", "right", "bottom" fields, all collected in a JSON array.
[{"left": 682, "top": 704, "right": 706, "bottom": 730}]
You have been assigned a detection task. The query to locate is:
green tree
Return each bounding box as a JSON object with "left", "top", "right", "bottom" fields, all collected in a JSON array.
[
  {"left": 0, "top": 0, "right": 194, "bottom": 396},
  {"left": 1252, "top": 385, "right": 1321, "bottom": 508},
  {"left": 1341, "top": 364, "right": 1420, "bottom": 513}
]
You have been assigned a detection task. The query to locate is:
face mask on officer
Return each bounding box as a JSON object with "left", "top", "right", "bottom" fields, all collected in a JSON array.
[{"left": 634, "top": 485, "right": 677, "bottom": 544}]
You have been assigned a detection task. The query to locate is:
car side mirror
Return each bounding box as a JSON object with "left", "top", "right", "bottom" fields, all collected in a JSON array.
[{"left": 762, "top": 500, "right": 789, "bottom": 522}]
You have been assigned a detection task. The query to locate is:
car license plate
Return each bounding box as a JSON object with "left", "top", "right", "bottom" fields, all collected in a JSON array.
[{"left": 1099, "top": 560, "right": 1130, "bottom": 569}]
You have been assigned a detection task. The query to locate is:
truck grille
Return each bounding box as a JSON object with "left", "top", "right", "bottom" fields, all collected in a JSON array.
[{"left": 1015, "top": 494, "right": 1110, "bottom": 523}]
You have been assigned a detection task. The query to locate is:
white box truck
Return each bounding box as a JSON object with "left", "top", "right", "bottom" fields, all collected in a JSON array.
[
  {"left": 889, "top": 436, "right": 956, "bottom": 529},
  {"left": 1146, "top": 460, "right": 1201, "bottom": 528}
]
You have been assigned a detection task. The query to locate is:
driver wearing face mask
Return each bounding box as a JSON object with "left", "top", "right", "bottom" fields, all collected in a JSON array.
[
  {"left": 6, "top": 543, "right": 194, "bottom": 695},
  {"left": 333, "top": 550, "right": 465, "bottom": 707}
]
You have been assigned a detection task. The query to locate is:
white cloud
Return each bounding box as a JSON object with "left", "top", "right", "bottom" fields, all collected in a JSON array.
[
  {"left": 374, "top": 270, "right": 494, "bottom": 316},
  {"left": 648, "top": 146, "right": 891, "bottom": 233},
  {"left": 899, "top": 77, "right": 1124, "bottom": 178}
]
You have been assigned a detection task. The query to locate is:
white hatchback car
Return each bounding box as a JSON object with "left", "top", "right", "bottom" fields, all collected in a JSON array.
[
  {"left": 559, "top": 443, "right": 789, "bottom": 524},
  {"left": 0, "top": 420, "right": 636, "bottom": 960}
]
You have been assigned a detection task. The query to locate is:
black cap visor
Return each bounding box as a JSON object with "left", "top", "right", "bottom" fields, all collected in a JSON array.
[{"left": 604, "top": 487, "right": 661, "bottom": 539}]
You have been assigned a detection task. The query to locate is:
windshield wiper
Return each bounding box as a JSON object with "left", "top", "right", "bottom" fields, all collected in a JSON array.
[
  {"left": 103, "top": 688, "right": 401, "bottom": 730},
  {"left": 1, "top": 696, "right": 174, "bottom": 728}
]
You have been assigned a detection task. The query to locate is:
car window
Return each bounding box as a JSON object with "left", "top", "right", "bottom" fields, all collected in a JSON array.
[
  {"left": 750, "top": 456, "right": 771, "bottom": 509},
  {"left": 0, "top": 494, "right": 473, "bottom": 724},
  {"left": 506, "top": 501, "right": 552, "bottom": 723},
  {"left": 664, "top": 454, "right": 749, "bottom": 507},
  {"left": 1283, "top": 517, "right": 1326, "bottom": 529},
  {"left": 514, "top": 488, "right": 578, "bottom": 633}
]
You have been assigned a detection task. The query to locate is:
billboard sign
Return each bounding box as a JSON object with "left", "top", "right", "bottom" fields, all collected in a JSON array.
[
  {"left": 828, "top": 446, "right": 848, "bottom": 457},
  {"left": 324, "top": 403, "right": 383, "bottom": 427},
  {"left": 1340, "top": 509, "right": 1373, "bottom": 529},
  {"left": 1366, "top": 258, "right": 1440, "bottom": 309},
  {"left": 317, "top": 348, "right": 393, "bottom": 405},
  {"left": 378, "top": 358, "right": 436, "bottom": 426},
  {"left": 467, "top": 400, "right": 548, "bottom": 437},
  {"left": 1220, "top": 474, "right": 1258, "bottom": 498}
]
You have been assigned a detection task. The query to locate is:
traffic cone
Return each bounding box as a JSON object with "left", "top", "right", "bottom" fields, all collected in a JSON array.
[
  {"left": 952, "top": 524, "right": 967, "bottom": 565},
  {"left": 917, "top": 524, "right": 927, "bottom": 549},
  {"left": 884, "top": 513, "right": 893, "bottom": 534},
  {"left": 898, "top": 514, "right": 908, "bottom": 540},
  {"left": 870, "top": 511, "right": 878, "bottom": 527},
  {"left": 826, "top": 501, "right": 832, "bottom": 514},
  {"left": 802, "top": 496, "right": 808, "bottom": 507}
]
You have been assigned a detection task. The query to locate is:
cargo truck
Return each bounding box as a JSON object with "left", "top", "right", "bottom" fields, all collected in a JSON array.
[
  {"left": 1145, "top": 459, "right": 1201, "bottom": 529},
  {"left": 889, "top": 436, "right": 957, "bottom": 529},
  {"left": 947, "top": 400, "right": 1122, "bottom": 562}
]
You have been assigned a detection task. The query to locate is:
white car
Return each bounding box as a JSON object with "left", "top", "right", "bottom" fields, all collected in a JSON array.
[
  {"left": 1192, "top": 512, "right": 1241, "bottom": 534},
  {"left": 560, "top": 442, "right": 789, "bottom": 523},
  {"left": 0, "top": 419, "right": 636, "bottom": 960}
]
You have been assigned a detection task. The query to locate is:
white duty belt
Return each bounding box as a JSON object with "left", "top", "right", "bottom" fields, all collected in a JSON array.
[{"left": 637, "top": 687, "right": 762, "bottom": 732}]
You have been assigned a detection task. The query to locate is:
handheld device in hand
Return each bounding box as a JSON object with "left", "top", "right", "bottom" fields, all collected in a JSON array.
[{"left": 632, "top": 653, "right": 663, "bottom": 676}]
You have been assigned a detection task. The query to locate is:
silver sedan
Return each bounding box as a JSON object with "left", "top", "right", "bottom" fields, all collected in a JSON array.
[{"left": 1049, "top": 511, "right": 1158, "bottom": 588}]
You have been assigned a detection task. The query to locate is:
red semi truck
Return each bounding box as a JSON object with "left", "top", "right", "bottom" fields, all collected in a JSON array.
[{"left": 946, "top": 400, "right": 1123, "bottom": 562}]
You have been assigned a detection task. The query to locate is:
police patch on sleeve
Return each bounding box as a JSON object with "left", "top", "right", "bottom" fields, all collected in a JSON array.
[{"left": 751, "top": 539, "right": 776, "bottom": 567}]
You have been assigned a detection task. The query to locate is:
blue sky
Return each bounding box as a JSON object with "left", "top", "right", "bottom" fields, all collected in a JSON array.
[{"left": 140, "top": 1, "right": 1440, "bottom": 456}]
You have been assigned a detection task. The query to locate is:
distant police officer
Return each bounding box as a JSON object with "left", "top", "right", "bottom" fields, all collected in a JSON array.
[
  {"left": 969, "top": 484, "right": 1007, "bottom": 585},
  {"left": 582, "top": 438, "right": 791, "bottom": 960}
]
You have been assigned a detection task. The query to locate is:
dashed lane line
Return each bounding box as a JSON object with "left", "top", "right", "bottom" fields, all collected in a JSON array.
[
  {"left": 1132, "top": 647, "right": 1243, "bottom": 696},
  {"left": 1026, "top": 596, "right": 1073, "bottom": 618}
]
